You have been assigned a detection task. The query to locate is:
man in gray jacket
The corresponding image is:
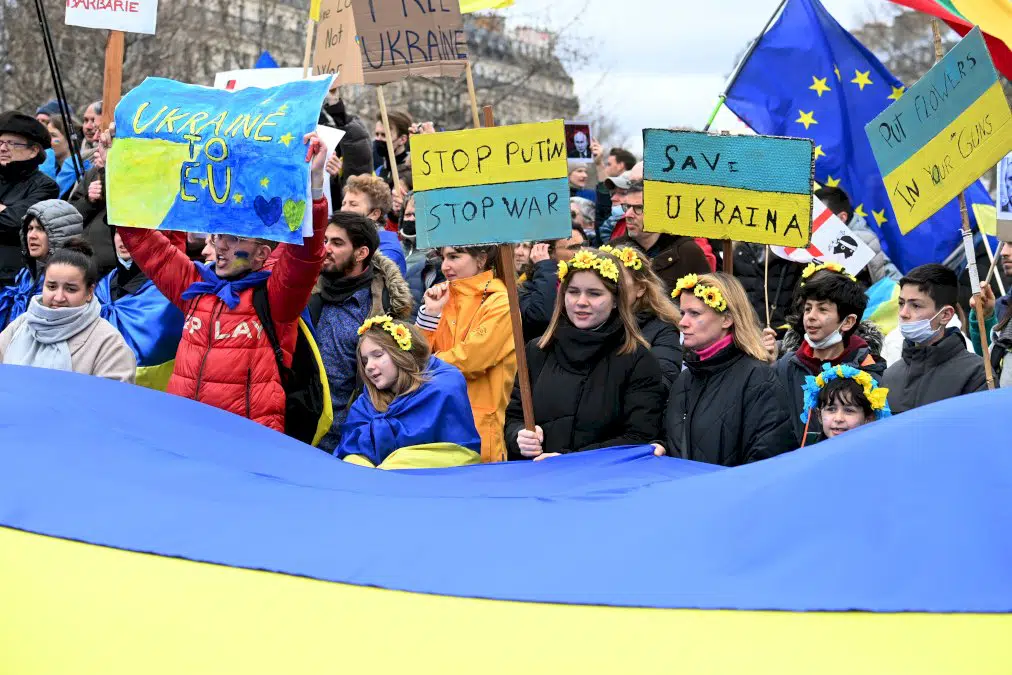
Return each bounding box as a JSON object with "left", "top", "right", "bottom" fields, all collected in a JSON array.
[{"left": 882, "top": 264, "right": 987, "bottom": 413}]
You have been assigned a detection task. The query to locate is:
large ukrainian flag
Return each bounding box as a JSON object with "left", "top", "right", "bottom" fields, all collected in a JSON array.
[{"left": 1, "top": 365, "right": 1010, "bottom": 674}]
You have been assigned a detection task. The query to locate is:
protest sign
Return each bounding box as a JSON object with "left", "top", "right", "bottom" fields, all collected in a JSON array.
[
  {"left": 107, "top": 76, "right": 331, "bottom": 244},
  {"left": 998, "top": 151, "right": 1012, "bottom": 229},
  {"left": 865, "top": 27, "right": 1012, "bottom": 235},
  {"left": 352, "top": 0, "right": 468, "bottom": 85},
  {"left": 65, "top": 0, "right": 158, "bottom": 34},
  {"left": 643, "top": 129, "right": 813, "bottom": 248},
  {"left": 411, "top": 120, "right": 570, "bottom": 249},
  {"left": 313, "top": 0, "right": 363, "bottom": 83},
  {"left": 770, "top": 199, "right": 875, "bottom": 276},
  {"left": 565, "top": 121, "right": 592, "bottom": 161}
]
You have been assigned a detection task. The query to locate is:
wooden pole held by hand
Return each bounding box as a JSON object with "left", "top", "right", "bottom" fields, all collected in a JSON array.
[
  {"left": 483, "top": 105, "right": 536, "bottom": 433},
  {"left": 377, "top": 86, "right": 401, "bottom": 190},
  {"left": 101, "top": 30, "right": 124, "bottom": 129},
  {"left": 763, "top": 244, "right": 771, "bottom": 327},
  {"left": 301, "top": 17, "right": 316, "bottom": 78}
]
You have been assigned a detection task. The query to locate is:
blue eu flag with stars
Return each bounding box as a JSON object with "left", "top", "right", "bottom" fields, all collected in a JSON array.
[{"left": 726, "top": 0, "right": 992, "bottom": 274}]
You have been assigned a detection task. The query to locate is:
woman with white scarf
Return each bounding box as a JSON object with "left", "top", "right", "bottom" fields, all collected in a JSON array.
[{"left": 0, "top": 238, "right": 136, "bottom": 382}]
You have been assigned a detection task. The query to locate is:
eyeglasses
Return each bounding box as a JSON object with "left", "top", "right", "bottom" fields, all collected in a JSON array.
[
  {"left": 618, "top": 203, "right": 644, "bottom": 215},
  {"left": 210, "top": 234, "right": 251, "bottom": 247},
  {"left": 0, "top": 139, "right": 31, "bottom": 150}
]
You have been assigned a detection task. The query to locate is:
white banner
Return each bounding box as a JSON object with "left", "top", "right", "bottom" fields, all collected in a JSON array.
[
  {"left": 65, "top": 0, "right": 158, "bottom": 35},
  {"left": 771, "top": 199, "right": 875, "bottom": 276}
]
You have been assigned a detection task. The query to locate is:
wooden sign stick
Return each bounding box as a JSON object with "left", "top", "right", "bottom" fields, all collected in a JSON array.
[
  {"left": 376, "top": 85, "right": 401, "bottom": 189},
  {"left": 763, "top": 244, "right": 771, "bottom": 327},
  {"left": 483, "top": 104, "right": 536, "bottom": 432},
  {"left": 465, "top": 62, "right": 481, "bottom": 129},
  {"left": 100, "top": 30, "right": 124, "bottom": 129},
  {"left": 301, "top": 17, "right": 317, "bottom": 78},
  {"left": 932, "top": 21, "right": 995, "bottom": 389}
]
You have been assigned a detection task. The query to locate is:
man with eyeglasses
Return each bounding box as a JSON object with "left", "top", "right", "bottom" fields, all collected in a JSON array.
[
  {"left": 117, "top": 132, "right": 330, "bottom": 434},
  {"left": 0, "top": 111, "right": 60, "bottom": 286},
  {"left": 609, "top": 179, "right": 710, "bottom": 292}
]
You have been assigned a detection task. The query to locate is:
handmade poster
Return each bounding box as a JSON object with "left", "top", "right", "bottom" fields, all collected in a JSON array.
[
  {"left": 411, "top": 120, "right": 570, "bottom": 248},
  {"left": 998, "top": 151, "right": 1012, "bottom": 228},
  {"left": 642, "top": 129, "right": 813, "bottom": 248},
  {"left": 565, "top": 121, "right": 592, "bottom": 161},
  {"left": 865, "top": 27, "right": 1012, "bottom": 235},
  {"left": 65, "top": 0, "right": 158, "bottom": 34},
  {"left": 770, "top": 198, "right": 875, "bottom": 275},
  {"left": 352, "top": 0, "right": 468, "bottom": 85},
  {"left": 107, "top": 76, "right": 331, "bottom": 244},
  {"left": 313, "top": 0, "right": 364, "bottom": 84}
]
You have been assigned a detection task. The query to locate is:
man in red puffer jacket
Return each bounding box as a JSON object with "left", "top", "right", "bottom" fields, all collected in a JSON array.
[{"left": 118, "top": 133, "right": 328, "bottom": 432}]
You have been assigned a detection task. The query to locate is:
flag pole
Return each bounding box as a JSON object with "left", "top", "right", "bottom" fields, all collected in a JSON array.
[
  {"left": 931, "top": 21, "right": 995, "bottom": 390},
  {"left": 701, "top": 0, "right": 789, "bottom": 274}
]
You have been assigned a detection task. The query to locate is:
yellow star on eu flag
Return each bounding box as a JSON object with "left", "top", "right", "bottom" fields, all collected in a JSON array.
[
  {"left": 825, "top": 175, "right": 841, "bottom": 188},
  {"left": 278, "top": 103, "right": 289, "bottom": 113},
  {"left": 814, "top": 145, "right": 826, "bottom": 160},
  {"left": 260, "top": 177, "right": 270, "bottom": 189},
  {"left": 278, "top": 132, "right": 295, "bottom": 147},
  {"left": 887, "top": 85, "right": 905, "bottom": 101},
  {"left": 853, "top": 204, "right": 867, "bottom": 219},
  {"left": 851, "top": 70, "right": 873, "bottom": 91},
  {"left": 233, "top": 193, "right": 244, "bottom": 204},
  {"left": 873, "top": 209, "right": 888, "bottom": 226},
  {"left": 796, "top": 110, "right": 818, "bottom": 130},
  {"left": 833, "top": 64, "right": 841, "bottom": 80},
  {"left": 809, "top": 76, "right": 831, "bottom": 97}
]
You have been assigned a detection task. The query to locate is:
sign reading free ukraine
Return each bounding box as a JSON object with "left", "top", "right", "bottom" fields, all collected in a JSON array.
[
  {"left": 643, "top": 129, "right": 813, "bottom": 248},
  {"left": 107, "top": 76, "right": 331, "bottom": 245},
  {"left": 865, "top": 27, "right": 1012, "bottom": 235},
  {"left": 411, "top": 120, "right": 571, "bottom": 249}
]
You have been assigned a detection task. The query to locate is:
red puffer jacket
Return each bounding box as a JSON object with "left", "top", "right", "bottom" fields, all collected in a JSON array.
[{"left": 118, "top": 198, "right": 327, "bottom": 432}]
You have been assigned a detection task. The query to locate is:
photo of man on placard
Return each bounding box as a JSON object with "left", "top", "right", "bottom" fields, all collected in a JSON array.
[
  {"left": 565, "top": 122, "right": 592, "bottom": 160},
  {"left": 999, "top": 152, "right": 1012, "bottom": 218}
]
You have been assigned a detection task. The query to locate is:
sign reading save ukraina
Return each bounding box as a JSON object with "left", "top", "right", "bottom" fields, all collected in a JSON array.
[
  {"left": 865, "top": 27, "right": 1012, "bottom": 235},
  {"left": 107, "top": 77, "right": 331, "bottom": 244},
  {"left": 411, "top": 121, "right": 571, "bottom": 249},
  {"left": 643, "top": 129, "right": 813, "bottom": 248}
]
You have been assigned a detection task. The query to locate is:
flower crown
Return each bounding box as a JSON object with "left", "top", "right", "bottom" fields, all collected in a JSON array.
[
  {"left": 598, "top": 245, "right": 644, "bottom": 271},
  {"left": 801, "top": 261, "right": 858, "bottom": 285},
  {"left": 557, "top": 250, "right": 620, "bottom": 283},
  {"left": 670, "top": 273, "right": 727, "bottom": 312},
  {"left": 800, "top": 363, "right": 891, "bottom": 424},
  {"left": 357, "top": 314, "right": 412, "bottom": 351}
]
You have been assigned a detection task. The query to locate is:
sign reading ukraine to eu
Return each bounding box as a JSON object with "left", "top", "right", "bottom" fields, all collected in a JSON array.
[
  {"left": 865, "top": 27, "right": 1012, "bottom": 235},
  {"left": 107, "top": 76, "right": 331, "bottom": 244},
  {"left": 411, "top": 120, "right": 570, "bottom": 249},
  {"left": 643, "top": 129, "right": 813, "bottom": 248}
]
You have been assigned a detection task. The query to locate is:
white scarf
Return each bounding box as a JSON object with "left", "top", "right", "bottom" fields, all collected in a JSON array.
[{"left": 3, "top": 296, "right": 100, "bottom": 372}]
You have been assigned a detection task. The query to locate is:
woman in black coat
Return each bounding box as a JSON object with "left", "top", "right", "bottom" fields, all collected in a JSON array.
[
  {"left": 657, "top": 272, "right": 796, "bottom": 467},
  {"left": 505, "top": 249, "right": 664, "bottom": 461}
]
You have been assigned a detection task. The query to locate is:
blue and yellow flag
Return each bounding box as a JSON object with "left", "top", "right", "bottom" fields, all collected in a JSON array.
[{"left": 725, "top": 0, "right": 993, "bottom": 273}]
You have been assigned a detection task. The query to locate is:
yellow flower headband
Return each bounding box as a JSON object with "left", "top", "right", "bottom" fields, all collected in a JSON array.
[
  {"left": 670, "top": 274, "right": 727, "bottom": 312},
  {"left": 801, "top": 261, "right": 857, "bottom": 284},
  {"left": 800, "top": 363, "right": 891, "bottom": 424},
  {"left": 557, "top": 250, "right": 620, "bottom": 283},
  {"left": 598, "top": 245, "right": 644, "bottom": 272},
  {"left": 357, "top": 314, "right": 413, "bottom": 351}
]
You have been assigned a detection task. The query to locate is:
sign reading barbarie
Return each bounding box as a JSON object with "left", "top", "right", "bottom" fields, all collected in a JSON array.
[
  {"left": 643, "top": 129, "right": 814, "bottom": 248},
  {"left": 352, "top": 0, "right": 468, "bottom": 85}
]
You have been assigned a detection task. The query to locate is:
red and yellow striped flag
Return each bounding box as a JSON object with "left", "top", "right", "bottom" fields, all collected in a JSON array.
[{"left": 891, "top": 0, "right": 1012, "bottom": 78}]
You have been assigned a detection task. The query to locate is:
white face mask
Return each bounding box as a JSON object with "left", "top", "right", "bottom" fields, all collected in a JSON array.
[
  {"left": 804, "top": 328, "right": 843, "bottom": 350},
  {"left": 899, "top": 309, "right": 944, "bottom": 344},
  {"left": 117, "top": 256, "right": 133, "bottom": 269}
]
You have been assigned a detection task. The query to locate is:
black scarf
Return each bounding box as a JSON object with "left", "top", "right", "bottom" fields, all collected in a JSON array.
[
  {"left": 552, "top": 313, "right": 624, "bottom": 372},
  {"left": 317, "top": 267, "right": 373, "bottom": 305},
  {"left": 0, "top": 159, "right": 41, "bottom": 182}
]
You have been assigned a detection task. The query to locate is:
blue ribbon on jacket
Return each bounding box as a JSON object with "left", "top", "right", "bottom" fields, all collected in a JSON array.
[
  {"left": 96, "top": 271, "right": 184, "bottom": 368},
  {"left": 180, "top": 262, "right": 271, "bottom": 310},
  {"left": 336, "top": 356, "right": 481, "bottom": 466},
  {"left": 0, "top": 269, "right": 41, "bottom": 331}
]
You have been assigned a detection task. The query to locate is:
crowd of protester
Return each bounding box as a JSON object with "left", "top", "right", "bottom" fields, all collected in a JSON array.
[{"left": 0, "top": 93, "right": 1004, "bottom": 470}]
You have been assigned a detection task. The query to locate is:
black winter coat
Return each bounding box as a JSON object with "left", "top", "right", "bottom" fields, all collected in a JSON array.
[
  {"left": 0, "top": 163, "right": 58, "bottom": 285},
  {"left": 68, "top": 164, "right": 116, "bottom": 279},
  {"left": 882, "top": 329, "right": 987, "bottom": 413},
  {"left": 664, "top": 343, "right": 796, "bottom": 466},
  {"left": 518, "top": 259, "right": 559, "bottom": 343},
  {"left": 734, "top": 243, "right": 804, "bottom": 332},
  {"left": 321, "top": 107, "right": 374, "bottom": 197},
  {"left": 505, "top": 317, "right": 665, "bottom": 460},
  {"left": 638, "top": 312, "right": 681, "bottom": 390},
  {"left": 612, "top": 234, "right": 710, "bottom": 293}
]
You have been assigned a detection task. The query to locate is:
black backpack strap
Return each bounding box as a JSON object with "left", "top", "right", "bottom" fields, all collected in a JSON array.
[{"left": 252, "top": 285, "right": 289, "bottom": 382}]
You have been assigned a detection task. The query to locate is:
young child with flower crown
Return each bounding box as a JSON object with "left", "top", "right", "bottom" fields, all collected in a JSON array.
[
  {"left": 800, "top": 363, "right": 891, "bottom": 444},
  {"left": 336, "top": 316, "right": 482, "bottom": 469}
]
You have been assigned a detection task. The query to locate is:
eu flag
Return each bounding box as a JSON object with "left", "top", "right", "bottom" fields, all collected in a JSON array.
[{"left": 725, "top": 0, "right": 993, "bottom": 273}]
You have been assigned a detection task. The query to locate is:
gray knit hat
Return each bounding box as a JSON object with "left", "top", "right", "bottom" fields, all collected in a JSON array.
[{"left": 21, "top": 199, "right": 85, "bottom": 258}]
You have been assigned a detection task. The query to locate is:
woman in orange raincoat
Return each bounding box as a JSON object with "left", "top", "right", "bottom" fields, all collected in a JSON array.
[{"left": 415, "top": 245, "right": 516, "bottom": 462}]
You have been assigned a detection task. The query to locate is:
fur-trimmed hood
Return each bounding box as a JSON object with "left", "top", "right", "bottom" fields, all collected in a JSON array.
[{"left": 370, "top": 251, "right": 413, "bottom": 319}]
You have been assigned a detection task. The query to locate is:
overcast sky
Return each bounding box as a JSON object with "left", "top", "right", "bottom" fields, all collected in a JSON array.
[{"left": 503, "top": 0, "right": 884, "bottom": 153}]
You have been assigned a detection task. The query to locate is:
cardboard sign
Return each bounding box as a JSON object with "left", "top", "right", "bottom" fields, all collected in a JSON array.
[
  {"left": 865, "top": 28, "right": 1012, "bottom": 235},
  {"left": 313, "top": 0, "right": 363, "bottom": 83},
  {"left": 770, "top": 198, "right": 875, "bottom": 275},
  {"left": 352, "top": 0, "right": 467, "bottom": 85},
  {"left": 411, "top": 121, "right": 570, "bottom": 248},
  {"left": 107, "top": 76, "right": 331, "bottom": 244},
  {"left": 643, "top": 129, "right": 813, "bottom": 248},
  {"left": 65, "top": 0, "right": 158, "bottom": 34}
]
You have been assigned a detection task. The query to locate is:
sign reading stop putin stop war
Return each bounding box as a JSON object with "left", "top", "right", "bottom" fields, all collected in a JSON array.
[
  {"left": 412, "top": 121, "right": 570, "bottom": 249},
  {"left": 866, "top": 27, "right": 1012, "bottom": 235},
  {"left": 643, "top": 129, "right": 813, "bottom": 248}
]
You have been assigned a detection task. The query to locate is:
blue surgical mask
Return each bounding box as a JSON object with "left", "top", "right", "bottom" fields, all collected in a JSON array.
[
  {"left": 899, "top": 309, "right": 944, "bottom": 344},
  {"left": 611, "top": 204, "right": 624, "bottom": 218},
  {"left": 117, "top": 256, "right": 133, "bottom": 269}
]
